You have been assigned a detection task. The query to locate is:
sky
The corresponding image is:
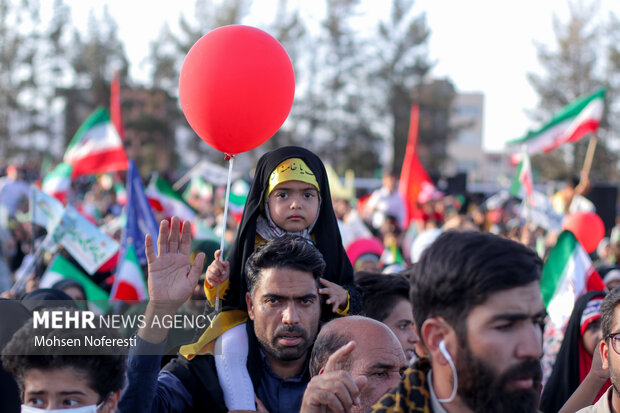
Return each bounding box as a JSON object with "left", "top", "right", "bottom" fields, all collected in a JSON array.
[{"left": 65, "top": 0, "right": 620, "bottom": 153}]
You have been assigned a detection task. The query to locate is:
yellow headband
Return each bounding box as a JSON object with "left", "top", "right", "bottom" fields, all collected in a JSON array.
[{"left": 267, "top": 158, "right": 319, "bottom": 197}]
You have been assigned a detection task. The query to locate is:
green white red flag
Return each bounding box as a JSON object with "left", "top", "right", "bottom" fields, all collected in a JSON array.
[
  {"left": 507, "top": 89, "right": 605, "bottom": 164},
  {"left": 110, "top": 243, "right": 147, "bottom": 301},
  {"left": 509, "top": 148, "right": 534, "bottom": 206},
  {"left": 182, "top": 175, "right": 213, "bottom": 203},
  {"left": 40, "top": 254, "right": 111, "bottom": 314},
  {"left": 541, "top": 230, "right": 605, "bottom": 330},
  {"left": 63, "top": 107, "right": 129, "bottom": 178},
  {"left": 229, "top": 179, "right": 250, "bottom": 222},
  {"left": 42, "top": 162, "right": 73, "bottom": 204},
  {"left": 146, "top": 174, "right": 197, "bottom": 222}
]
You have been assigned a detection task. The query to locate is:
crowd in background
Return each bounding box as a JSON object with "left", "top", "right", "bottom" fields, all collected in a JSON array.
[{"left": 1, "top": 158, "right": 620, "bottom": 412}]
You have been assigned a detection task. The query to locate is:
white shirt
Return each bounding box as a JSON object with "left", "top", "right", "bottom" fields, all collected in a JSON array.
[{"left": 365, "top": 187, "right": 407, "bottom": 230}]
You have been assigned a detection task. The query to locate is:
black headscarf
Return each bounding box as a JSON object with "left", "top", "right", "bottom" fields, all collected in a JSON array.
[
  {"left": 0, "top": 299, "right": 31, "bottom": 413},
  {"left": 540, "top": 290, "right": 607, "bottom": 413},
  {"left": 223, "top": 146, "right": 361, "bottom": 316},
  {"left": 52, "top": 279, "right": 87, "bottom": 300},
  {"left": 20, "top": 288, "right": 78, "bottom": 313}
]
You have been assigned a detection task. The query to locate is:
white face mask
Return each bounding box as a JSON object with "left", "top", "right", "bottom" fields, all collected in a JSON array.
[
  {"left": 437, "top": 339, "right": 458, "bottom": 403},
  {"left": 21, "top": 400, "right": 104, "bottom": 413}
]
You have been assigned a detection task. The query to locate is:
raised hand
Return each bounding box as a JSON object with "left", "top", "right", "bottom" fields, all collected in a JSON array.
[
  {"left": 145, "top": 217, "right": 205, "bottom": 305},
  {"left": 318, "top": 278, "right": 349, "bottom": 313},
  {"left": 205, "top": 249, "right": 230, "bottom": 287},
  {"left": 139, "top": 217, "right": 205, "bottom": 344},
  {"left": 300, "top": 341, "right": 367, "bottom": 413}
]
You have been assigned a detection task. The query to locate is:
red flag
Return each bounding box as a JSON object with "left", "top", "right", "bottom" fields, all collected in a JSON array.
[
  {"left": 398, "top": 104, "right": 434, "bottom": 224},
  {"left": 111, "top": 71, "right": 125, "bottom": 140}
]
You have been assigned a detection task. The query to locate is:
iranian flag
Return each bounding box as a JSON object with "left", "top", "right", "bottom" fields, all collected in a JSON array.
[
  {"left": 182, "top": 175, "right": 213, "bottom": 203},
  {"left": 509, "top": 148, "right": 534, "bottom": 206},
  {"left": 39, "top": 254, "right": 111, "bottom": 314},
  {"left": 541, "top": 230, "right": 605, "bottom": 330},
  {"left": 229, "top": 179, "right": 250, "bottom": 222},
  {"left": 63, "top": 107, "right": 129, "bottom": 178},
  {"left": 146, "top": 174, "right": 197, "bottom": 222},
  {"left": 42, "top": 162, "right": 73, "bottom": 204},
  {"left": 507, "top": 89, "right": 605, "bottom": 164},
  {"left": 110, "top": 243, "right": 148, "bottom": 301}
]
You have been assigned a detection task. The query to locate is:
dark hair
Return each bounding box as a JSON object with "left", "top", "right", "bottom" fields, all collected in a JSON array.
[
  {"left": 1, "top": 316, "right": 126, "bottom": 402},
  {"left": 309, "top": 331, "right": 352, "bottom": 377},
  {"left": 245, "top": 234, "right": 326, "bottom": 296},
  {"left": 357, "top": 273, "right": 409, "bottom": 322},
  {"left": 411, "top": 230, "right": 542, "bottom": 341},
  {"left": 601, "top": 286, "right": 620, "bottom": 338}
]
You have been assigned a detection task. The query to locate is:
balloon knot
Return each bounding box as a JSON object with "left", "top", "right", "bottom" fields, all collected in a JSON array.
[{"left": 224, "top": 153, "right": 236, "bottom": 161}]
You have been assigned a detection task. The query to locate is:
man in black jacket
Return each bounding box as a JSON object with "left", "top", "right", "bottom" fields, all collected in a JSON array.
[{"left": 119, "top": 217, "right": 324, "bottom": 412}]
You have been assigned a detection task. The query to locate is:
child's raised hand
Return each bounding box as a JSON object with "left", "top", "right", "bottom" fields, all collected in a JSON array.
[
  {"left": 318, "top": 278, "right": 348, "bottom": 313},
  {"left": 205, "top": 249, "right": 230, "bottom": 288}
]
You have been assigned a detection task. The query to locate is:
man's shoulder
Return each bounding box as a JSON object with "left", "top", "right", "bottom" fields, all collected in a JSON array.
[
  {"left": 369, "top": 358, "right": 432, "bottom": 413},
  {"left": 575, "top": 387, "right": 614, "bottom": 413},
  {"left": 163, "top": 354, "right": 227, "bottom": 411}
]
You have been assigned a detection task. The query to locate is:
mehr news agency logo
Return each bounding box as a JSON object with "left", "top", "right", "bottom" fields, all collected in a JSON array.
[{"left": 32, "top": 310, "right": 215, "bottom": 348}]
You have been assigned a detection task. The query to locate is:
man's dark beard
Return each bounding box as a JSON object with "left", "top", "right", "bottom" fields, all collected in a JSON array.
[
  {"left": 455, "top": 343, "right": 542, "bottom": 412},
  {"left": 259, "top": 325, "right": 313, "bottom": 361}
]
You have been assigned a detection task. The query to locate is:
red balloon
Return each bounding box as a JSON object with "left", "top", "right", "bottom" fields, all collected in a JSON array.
[
  {"left": 179, "top": 25, "right": 295, "bottom": 154},
  {"left": 562, "top": 211, "right": 605, "bottom": 253}
]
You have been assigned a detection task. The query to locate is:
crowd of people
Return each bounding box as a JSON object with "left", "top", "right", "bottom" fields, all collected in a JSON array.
[{"left": 0, "top": 145, "right": 619, "bottom": 412}]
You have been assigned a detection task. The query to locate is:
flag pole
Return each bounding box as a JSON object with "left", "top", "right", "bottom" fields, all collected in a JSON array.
[
  {"left": 172, "top": 161, "right": 204, "bottom": 191},
  {"left": 581, "top": 135, "right": 598, "bottom": 177},
  {"left": 215, "top": 154, "right": 235, "bottom": 313}
]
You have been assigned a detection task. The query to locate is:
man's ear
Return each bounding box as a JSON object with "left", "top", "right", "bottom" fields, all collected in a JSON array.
[
  {"left": 420, "top": 317, "right": 453, "bottom": 366},
  {"left": 103, "top": 390, "right": 121, "bottom": 413},
  {"left": 601, "top": 339, "right": 611, "bottom": 371},
  {"left": 413, "top": 323, "right": 428, "bottom": 358},
  {"left": 246, "top": 292, "right": 255, "bottom": 320}
]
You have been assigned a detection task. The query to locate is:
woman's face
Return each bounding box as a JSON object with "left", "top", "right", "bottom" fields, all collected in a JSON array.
[
  {"left": 267, "top": 180, "right": 319, "bottom": 232},
  {"left": 583, "top": 319, "right": 603, "bottom": 356},
  {"left": 382, "top": 298, "right": 419, "bottom": 362}
]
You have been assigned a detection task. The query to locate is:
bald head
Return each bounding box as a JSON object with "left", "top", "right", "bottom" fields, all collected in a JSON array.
[
  {"left": 310, "top": 316, "right": 404, "bottom": 376},
  {"left": 309, "top": 316, "right": 406, "bottom": 412}
]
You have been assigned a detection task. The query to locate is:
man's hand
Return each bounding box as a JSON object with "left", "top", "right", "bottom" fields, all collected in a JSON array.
[
  {"left": 139, "top": 217, "right": 205, "bottom": 343},
  {"left": 300, "top": 341, "right": 367, "bottom": 413},
  {"left": 588, "top": 339, "right": 609, "bottom": 384}
]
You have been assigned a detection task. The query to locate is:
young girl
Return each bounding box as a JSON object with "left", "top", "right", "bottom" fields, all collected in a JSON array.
[{"left": 179, "top": 146, "right": 361, "bottom": 411}]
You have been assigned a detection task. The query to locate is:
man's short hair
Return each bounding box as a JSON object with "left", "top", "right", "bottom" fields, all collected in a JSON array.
[
  {"left": 309, "top": 330, "right": 352, "bottom": 376},
  {"left": 1, "top": 318, "right": 127, "bottom": 401},
  {"left": 357, "top": 272, "right": 409, "bottom": 322},
  {"left": 601, "top": 286, "right": 620, "bottom": 338},
  {"left": 410, "top": 230, "right": 542, "bottom": 341},
  {"left": 245, "top": 234, "right": 326, "bottom": 296}
]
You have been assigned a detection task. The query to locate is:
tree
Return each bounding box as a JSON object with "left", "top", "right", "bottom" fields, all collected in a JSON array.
[
  {"left": 59, "top": 5, "right": 129, "bottom": 149},
  {"left": 527, "top": 1, "right": 620, "bottom": 181},
  {"left": 286, "top": 0, "right": 383, "bottom": 177},
  {"left": 369, "top": 0, "right": 432, "bottom": 174},
  {"left": 412, "top": 79, "right": 456, "bottom": 174},
  {"left": 146, "top": 0, "right": 251, "bottom": 167},
  {"left": 0, "top": 0, "right": 71, "bottom": 158}
]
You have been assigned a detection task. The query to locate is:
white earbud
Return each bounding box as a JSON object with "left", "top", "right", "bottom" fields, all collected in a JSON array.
[{"left": 437, "top": 339, "right": 458, "bottom": 403}]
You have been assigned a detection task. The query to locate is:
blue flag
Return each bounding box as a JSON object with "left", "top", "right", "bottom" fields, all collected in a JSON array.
[{"left": 121, "top": 161, "right": 158, "bottom": 265}]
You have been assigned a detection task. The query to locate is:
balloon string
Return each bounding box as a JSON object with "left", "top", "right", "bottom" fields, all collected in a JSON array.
[{"left": 216, "top": 154, "right": 235, "bottom": 313}]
